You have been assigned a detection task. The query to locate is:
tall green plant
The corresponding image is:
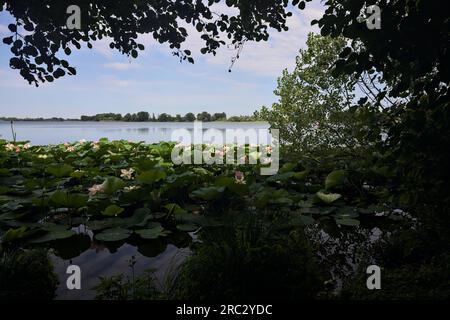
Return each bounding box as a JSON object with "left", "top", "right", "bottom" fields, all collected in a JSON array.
[{"left": 256, "top": 33, "right": 380, "bottom": 156}]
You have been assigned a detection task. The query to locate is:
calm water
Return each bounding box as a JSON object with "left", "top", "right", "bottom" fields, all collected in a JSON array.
[{"left": 0, "top": 121, "right": 270, "bottom": 145}]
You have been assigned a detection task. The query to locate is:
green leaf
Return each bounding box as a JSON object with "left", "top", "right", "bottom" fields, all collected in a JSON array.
[
  {"left": 101, "top": 177, "right": 125, "bottom": 194},
  {"left": 50, "top": 191, "right": 87, "bottom": 208},
  {"left": 31, "top": 196, "right": 49, "bottom": 208},
  {"left": 3, "top": 36, "right": 13, "bottom": 45},
  {"left": 191, "top": 186, "right": 225, "bottom": 201},
  {"left": 2, "top": 226, "right": 27, "bottom": 242},
  {"left": 95, "top": 228, "right": 131, "bottom": 242},
  {"left": 30, "top": 229, "right": 76, "bottom": 243},
  {"left": 125, "top": 207, "right": 152, "bottom": 228},
  {"left": 279, "top": 162, "right": 296, "bottom": 173},
  {"left": 135, "top": 225, "right": 169, "bottom": 239},
  {"left": 299, "top": 215, "right": 315, "bottom": 225},
  {"left": 102, "top": 204, "right": 124, "bottom": 217},
  {"left": 176, "top": 223, "right": 198, "bottom": 232},
  {"left": 50, "top": 190, "right": 67, "bottom": 206},
  {"left": 137, "top": 170, "right": 166, "bottom": 184},
  {"left": 293, "top": 170, "right": 308, "bottom": 180},
  {"left": 325, "top": 170, "right": 345, "bottom": 190},
  {"left": 164, "top": 203, "right": 186, "bottom": 215},
  {"left": 8, "top": 23, "right": 17, "bottom": 32},
  {"left": 47, "top": 164, "right": 73, "bottom": 177},
  {"left": 266, "top": 171, "right": 294, "bottom": 182},
  {"left": 214, "top": 176, "right": 234, "bottom": 187},
  {"left": 316, "top": 190, "right": 342, "bottom": 203},
  {"left": 86, "top": 219, "right": 121, "bottom": 231},
  {"left": 67, "top": 193, "right": 88, "bottom": 208}
]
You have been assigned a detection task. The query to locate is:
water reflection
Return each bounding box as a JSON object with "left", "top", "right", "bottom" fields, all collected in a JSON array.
[
  {"left": 53, "top": 243, "right": 187, "bottom": 299},
  {"left": 48, "top": 227, "right": 193, "bottom": 300},
  {"left": 0, "top": 121, "right": 270, "bottom": 145}
]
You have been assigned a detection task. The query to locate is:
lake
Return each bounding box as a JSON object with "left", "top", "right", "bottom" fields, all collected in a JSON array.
[{"left": 0, "top": 121, "right": 270, "bottom": 145}]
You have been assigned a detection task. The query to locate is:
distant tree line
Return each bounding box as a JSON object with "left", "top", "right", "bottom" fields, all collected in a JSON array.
[
  {"left": 1, "top": 112, "right": 261, "bottom": 122},
  {"left": 0, "top": 117, "right": 73, "bottom": 121},
  {"left": 80, "top": 111, "right": 260, "bottom": 122}
]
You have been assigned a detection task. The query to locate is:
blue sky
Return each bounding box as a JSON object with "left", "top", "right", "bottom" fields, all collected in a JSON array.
[{"left": 0, "top": 3, "right": 323, "bottom": 118}]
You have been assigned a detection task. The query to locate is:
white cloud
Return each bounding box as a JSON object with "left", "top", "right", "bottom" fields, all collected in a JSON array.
[
  {"left": 103, "top": 62, "right": 141, "bottom": 71},
  {"left": 91, "top": 38, "right": 114, "bottom": 58},
  {"left": 0, "top": 24, "right": 9, "bottom": 34},
  {"left": 156, "top": 5, "right": 323, "bottom": 77},
  {"left": 0, "top": 68, "right": 30, "bottom": 88},
  {"left": 100, "top": 75, "right": 134, "bottom": 88},
  {"left": 204, "top": 8, "right": 322, "bottom": 76},
  {"left": 78, "top": 3, "right": 323, "bottom": 78}
]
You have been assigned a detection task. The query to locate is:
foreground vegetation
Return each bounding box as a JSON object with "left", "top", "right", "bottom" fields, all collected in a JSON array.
[
  {"left": 1, "top": 137, "right": 447, "bottom": 300},
  {"left": 0, "top": 138, "right": 384, "bottom": 249}
]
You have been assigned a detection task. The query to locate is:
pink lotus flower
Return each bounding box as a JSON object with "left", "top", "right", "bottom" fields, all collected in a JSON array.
[
  {"left": 5, "top": 143, "right": 15, "bottom": 151},
  {"left": 15, "top": 146, "right": 21, "bottom": 153},
  {"left": 215, "top": 149, "right": 225, "bottom": 157},
  {"left": 64, "top": 142, "right": 70, "bottom": 147},
  {"left": 265, "top": 146, "right": 273, "bottom": 154},
  {"left": 66, "top": 146, "right": 76, "bottom": 152},
  {"left": 22, "top": 143, "right": 31, "bottom": 149},
  {"left": 88, "top": 184, "right": 104, "bottom": 196},
  {"left": 79, "top": 139, "right": 87, "bottom": 144},
  {"left": 234, "top": 170, "right": 246, "bottom": 184}
]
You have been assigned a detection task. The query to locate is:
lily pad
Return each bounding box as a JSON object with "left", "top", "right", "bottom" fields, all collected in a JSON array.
[
  {"left": 1, "top": 226, "right": 27, "bottom": 242},
  {"left": 293, "top": 170, "right": 308, "bottom": 180},
  {"left": 164, "top": 203, "right": 187, "bottom": 215},
  {"left": 86, "top": 219, "right": 121, "bottom": 231},
  {"left": 95, "top": 227, "right": 131, "bottom": 242},
  {"left": 124, "top": 207, "right": 152, "bottom": 228},
  {"left": 137, "top": 170, "right": 166, "bottom": 184},
  {"left": 176, "top": 223, "right": 199, "bottom": 232},
  {"left": 191, "top": 186, "right": 225, "bottom": 201},
  {"left": 30, "top": 229, "right": 76, "bottom": 243},
  {"left": 135, "top": 225, "right": 169, "bottom": 239},
  {"left": 47, "top": 164, "right": 73, "bottom": 177},
  {"left": 101, "top": 177, "right": 125, "bottom": 194},
  {"left": 50, "top": 191, "right": 87, "bottom": 208},
  {"left": 291, "top": 215, "right": 315, "bottom": 226},
  {"left": 325, "top": 170, "right": 345, "bottom": 190},
  {"left": 316, "top": 190, "right": 342, "bottom": 203},
  {"left": 266, "top": 171, "right": 294, "bottom": 182},
  {"left": 102, "top": 204, "right": 124, "bottom": 217}
]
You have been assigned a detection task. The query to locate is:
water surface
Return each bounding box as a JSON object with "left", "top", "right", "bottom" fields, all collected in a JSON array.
[{"left": 0, "top": 121, "right": 270, "bottom": 145}]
